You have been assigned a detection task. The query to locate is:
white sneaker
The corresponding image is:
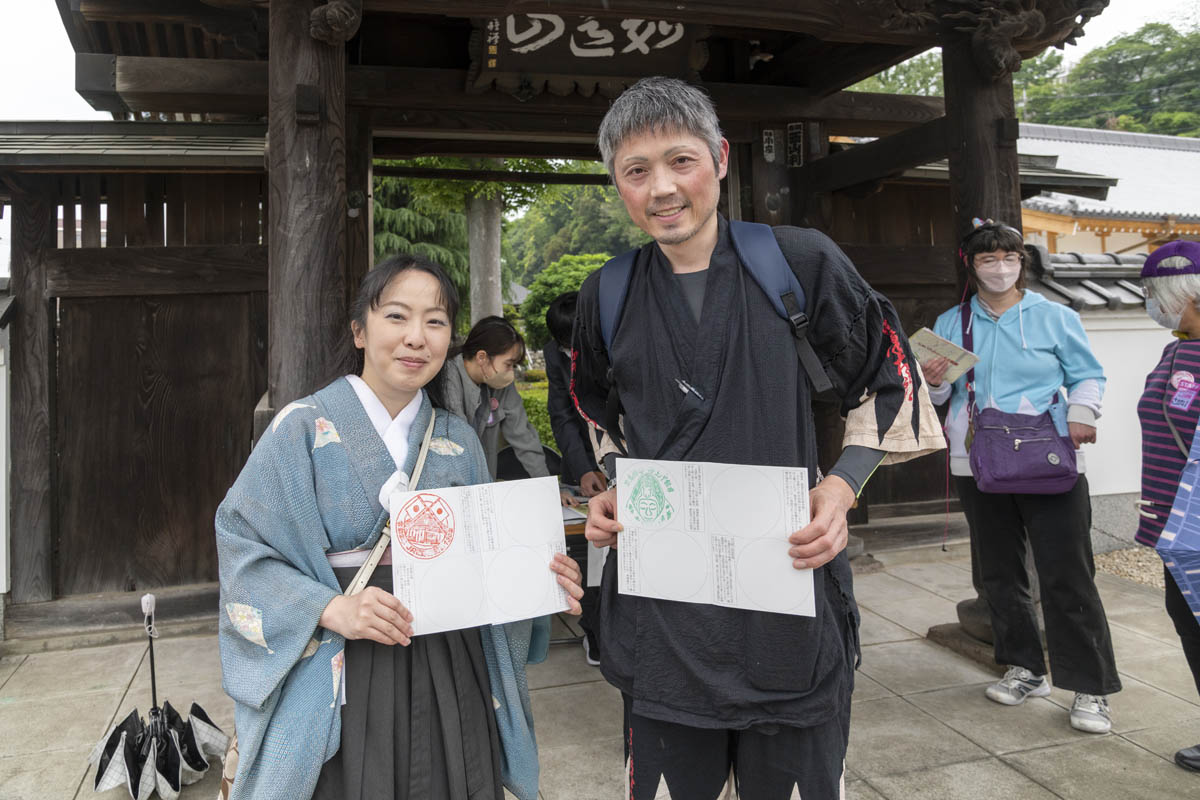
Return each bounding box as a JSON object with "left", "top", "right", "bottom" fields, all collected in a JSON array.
[
  {"left": 1070, "top": 693, "right": 1112, "bottom": 733},
  {"left": 985, "top": 666, "right": 1051, "bottom": 706},
  {"left": 582, "top": 634, "right": 600, "bottom": 667}
]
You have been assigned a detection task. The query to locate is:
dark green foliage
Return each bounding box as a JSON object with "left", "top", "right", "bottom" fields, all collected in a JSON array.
[
  {"left": 519, "top": 385, "right": 554, "bottom": 448},
  {"left": 372, "top": 173, "right": 470, "bottom": 299},
  {"left": 523, "top": 369, "right": 547, "bottom": 383},
  {"left": 1022, "top": 24, "right": 1200, "bottom": 136},
  {"left": 520, "top": 253, "right": 610, "bottom": 348},
  {"left": 505, "top": 182, "right": 646, "bottom": 286},
  {"left": 849, "top": 51, "right": 944, "bottom": 96},
  {"left": 848, "top": 24, "right": 1200, "bottom": 138}
]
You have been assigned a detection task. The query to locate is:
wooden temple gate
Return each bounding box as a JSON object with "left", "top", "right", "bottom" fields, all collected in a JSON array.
[
  {"left": 4, "top": 125, "right": 268, "bottom": 603},
  {"left": 4, "top": 0, "right": 1111, "bottom": 605}
]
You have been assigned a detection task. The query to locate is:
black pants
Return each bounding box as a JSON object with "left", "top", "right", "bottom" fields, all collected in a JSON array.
[
  {"left": 622, "top": 694, "right": 846, "bottom": 800},
  {"left": 956, "top": 475, "right": 1121, "bottom": 695},
  {"left": 1165, "top": 564, "right": 1200, "bottom": 698}
]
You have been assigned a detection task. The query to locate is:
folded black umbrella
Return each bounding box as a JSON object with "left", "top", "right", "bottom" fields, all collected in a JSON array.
[{"left": 88, "top": 595, "right": 229, "bottom": 799}]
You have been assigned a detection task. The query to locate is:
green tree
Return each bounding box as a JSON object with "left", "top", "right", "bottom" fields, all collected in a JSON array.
[
  {"left": 372, "top": 176, "right": 470, "bottom": 294},
  {"left": 396, "top": 157, "right": 602, "bottom": 322},
  {"left": 520, "top": 252, "right": 610, "bottom": 348},
  {"left": 506, "top": 182, "right": 645, "bottom": 285},
  {"left": 1023, "top": 24, "right": 1200, "bottom": 136},
  {"left": 848, "top": 51, "right": 943, "bottom": 96}
]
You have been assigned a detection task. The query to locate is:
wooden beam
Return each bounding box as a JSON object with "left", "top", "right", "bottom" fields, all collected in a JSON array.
[
  {"left": 373, "top": 166, "right": 609, "bottom": 185},
  {"left": 373, "top": 137, "right": 601, "bottom": 161},
  {"left": 83, "top": 57, "right": 945, "bottom": 137},
  {"left": 9, "top": 177, "right": 58, "bottom": 603},
  {"left": 793, "top": 117, "right": 948, "bottom": 194},
  {"left": 842, "top": 244, "right": 956, "bottom": 287},
  {"left": 43, "top": 244, "right": 267, "bottom": 298},
  {"left": 359, "top": 1, "right": 936, "bottom": 45},
  {"left": 76, "top": 52, "right": 267, "bottom": 115},
  {"left": 75, "top": 0, "right": 250, "bottom": 27}
]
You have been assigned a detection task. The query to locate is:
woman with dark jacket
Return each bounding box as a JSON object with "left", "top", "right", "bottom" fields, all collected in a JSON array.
[{"left": 1135, "top": 239, "right": 1200, "bottom": 773}]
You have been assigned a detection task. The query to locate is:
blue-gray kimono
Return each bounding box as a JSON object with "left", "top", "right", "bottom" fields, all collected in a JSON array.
[{"left": 216, "top": 378, "right": 548, "bottom": 800}]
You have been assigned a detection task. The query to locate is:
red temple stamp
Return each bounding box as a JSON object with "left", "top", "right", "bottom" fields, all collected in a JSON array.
[{"left": 394, "top": 493, "right": 455, "bottom": 559}]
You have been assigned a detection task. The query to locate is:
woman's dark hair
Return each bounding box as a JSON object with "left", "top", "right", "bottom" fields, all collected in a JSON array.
[
  {"left": 456, "top": 315, "right": 526, "bottom": 364},
  {"left": 960, "top": 221, "right": 1028, "bottom": 294},
  {"left": 349, "top": 253, "right": 460, "bottom": 408},
  {"left": 545, "top": 291, "right": 579, "bottom": 349}
]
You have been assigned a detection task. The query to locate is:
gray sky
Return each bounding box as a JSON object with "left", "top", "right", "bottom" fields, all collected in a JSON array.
[{"left": 0, "top": 2, "right": 1196, "bottom": 121}]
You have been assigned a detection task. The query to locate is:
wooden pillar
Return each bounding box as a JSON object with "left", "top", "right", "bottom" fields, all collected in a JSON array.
[
  {"left": 9, "top": 178, "right": 57, "bottom": 603},
  {"left": 943, "top": 36, "right": 1023, "bottom": 641},
  {"left": 750, "top": 124, "right": 792, "bottom": 228},
  {"left": 345, "top": 109, "right": 374, "bottom": 304},
  {"left": 942, "top": 36, "right": 1023, "bottom": 246},
  {"left": 268, "top": 0, "right": 352, "bottom": 409}
]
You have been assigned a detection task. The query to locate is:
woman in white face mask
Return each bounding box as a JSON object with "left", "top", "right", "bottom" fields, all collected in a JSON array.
[
  {"left": 1134, "top": 239, "right": 1200, "bottom": 774},
  {"left": 917, "top": 219, "right": 1121, "bottom": 737},
  {"left": 443, "top": 315, "right": 574, "bottom": 504}
]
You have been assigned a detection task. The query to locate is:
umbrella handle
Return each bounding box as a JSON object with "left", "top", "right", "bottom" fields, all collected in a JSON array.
[{"left": 142, "top": 593, "right": 159, "bottom": 709}]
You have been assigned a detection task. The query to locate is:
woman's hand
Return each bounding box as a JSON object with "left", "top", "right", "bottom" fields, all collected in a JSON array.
[
  {"left": 559, "top": 489, "right": 578, "bottom": 507},
  {"left": 788, "top": 475, "right": 855, "bottom": 571},
  {"left": 320, "top": 588, "right": 414, "bottom": 646},
  {"left": 585, "top": 488, "right": 622, "bottom": 549},
  {"left": 921, "top": 356, "right": 951, "bottom": 387},
  {"left": 580, "top": 470, "right": 608, "bottom": 497},
  {"left": 550, "top": 552, "right": 585, "bottom": 615},
  {"left": 1069, "top": 422, "right": 1097, "bottom": 448}
]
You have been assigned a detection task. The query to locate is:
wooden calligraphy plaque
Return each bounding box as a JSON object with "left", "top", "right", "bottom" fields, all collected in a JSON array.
[{"left": 468, "top": 14, "right": 708, "bottom": 99}]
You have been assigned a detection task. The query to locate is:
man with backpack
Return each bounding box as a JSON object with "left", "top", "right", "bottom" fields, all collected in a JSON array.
[{"left": 572, "top": 76, "right": 943, "bottom": 798}]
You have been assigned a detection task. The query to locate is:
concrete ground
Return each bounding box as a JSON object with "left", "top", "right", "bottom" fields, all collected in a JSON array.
[{"left": 3, "top": 550, "right": 1198, "bottom": 800}]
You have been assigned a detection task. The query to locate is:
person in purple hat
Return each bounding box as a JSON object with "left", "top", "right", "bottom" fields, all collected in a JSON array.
[{"left": 1135, "top": 239, "right": 1200, "bottom": 773}]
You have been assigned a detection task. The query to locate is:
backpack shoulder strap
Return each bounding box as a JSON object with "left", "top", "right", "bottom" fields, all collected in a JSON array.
[
  {"left": 728, "top": 220, "right": 834, "bottom": 394},
  {"left": 598, "top": 248, "right": 638, "bottom": 353},
  {"left": 595, "top": 247, "right": 639, "bottom": 455}
]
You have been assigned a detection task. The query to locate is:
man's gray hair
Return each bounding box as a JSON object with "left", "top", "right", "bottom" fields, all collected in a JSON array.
[{"left": 598, "top": 76, "right": 724, "bottom": 179}]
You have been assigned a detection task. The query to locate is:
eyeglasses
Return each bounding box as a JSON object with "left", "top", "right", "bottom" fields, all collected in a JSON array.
[{"left": 975, "top": 254, "right": 1023, "bottom": 268}]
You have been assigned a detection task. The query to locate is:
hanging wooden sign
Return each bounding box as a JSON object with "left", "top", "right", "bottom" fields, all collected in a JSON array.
[{"left": 468, "top": 15, "right": 709, "bottom": 100}]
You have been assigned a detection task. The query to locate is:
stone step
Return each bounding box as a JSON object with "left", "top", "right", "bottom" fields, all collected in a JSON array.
[
  {"left": 2, "top": 582, "right": 218, "bottom": 655},
  {"left": 851, "top": 511, "right": 972, "bottom": 566}
]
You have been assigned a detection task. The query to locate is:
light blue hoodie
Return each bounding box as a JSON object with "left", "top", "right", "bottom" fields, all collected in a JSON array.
[{"left": 928, "top": 289, "right": 1105, "bottom": 476}]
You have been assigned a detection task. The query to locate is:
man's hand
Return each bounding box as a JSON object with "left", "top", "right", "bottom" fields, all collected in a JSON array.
[
  {"left": 320, "top": 587, "right": 414, "bottom": 646},
  {"left": 1069, "top": 422, "right": 1097, "bottom": 448},
  {"left": 788, "top": 475, "right": 855, "bottom": 571},
  {"left": 560, "top": 489, "right": 578, "bottom": 507},
  {"left": 585, "top": 488, "right": 622, "bottom": 549},
  {"left": 921, "top": 356, "right": 951, "bottom": 387},
  {"left": 580, "top": 470, "right": 608, "bottom": 497}
]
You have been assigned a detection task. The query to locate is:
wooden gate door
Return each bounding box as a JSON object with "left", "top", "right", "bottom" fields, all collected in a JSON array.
[{"left": 49, "top": 173, "right": 267, "bottom": 595}]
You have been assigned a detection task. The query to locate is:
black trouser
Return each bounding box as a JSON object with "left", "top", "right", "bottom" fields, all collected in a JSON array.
[
  {"left": 956, "top": 475, "right": 1121, "bottom": 695},
  {"left": 1164, "top": 564, "right": 1200, "bottom": 699},
  {"left": 622, "top": 694, "right": 846, "bottom": 800}
]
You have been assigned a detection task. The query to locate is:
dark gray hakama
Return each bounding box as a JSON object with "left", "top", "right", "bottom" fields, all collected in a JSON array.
[{"left": 312, "top": 568, "right": 504, "bottom": 800}]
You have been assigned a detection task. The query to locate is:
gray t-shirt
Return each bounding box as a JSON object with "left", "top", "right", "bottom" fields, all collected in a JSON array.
[{"left": 674, "top": 269, "right": 708, "bottom": 324}]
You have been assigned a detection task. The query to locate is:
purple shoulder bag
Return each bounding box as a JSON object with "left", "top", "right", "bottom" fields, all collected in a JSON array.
[{"left": 960, "top": 303, "right": 1079, "bottom": 495}]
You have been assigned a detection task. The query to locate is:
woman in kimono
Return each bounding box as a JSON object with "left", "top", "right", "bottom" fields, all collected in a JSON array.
[
  {"left": 216, "top": 254, "right": 585, "bottom": 800},
  {"left": 443, "top": 316, "right": 573, "bottom": 505}
]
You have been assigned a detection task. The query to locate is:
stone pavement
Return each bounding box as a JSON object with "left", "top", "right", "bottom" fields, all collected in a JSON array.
[{"left": 2, "top": 550, "right": 1198, "bottom": 800}]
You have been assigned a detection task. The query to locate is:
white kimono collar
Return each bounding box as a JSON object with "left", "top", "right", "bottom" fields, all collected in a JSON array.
[{"left": 345, "top": 375, "right": 422, "bottom": 471}]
